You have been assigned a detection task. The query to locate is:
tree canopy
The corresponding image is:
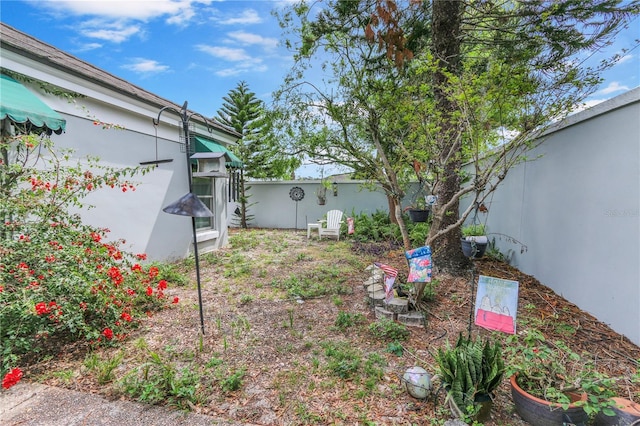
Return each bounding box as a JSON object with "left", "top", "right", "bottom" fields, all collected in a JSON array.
[{"left": 273, "top": 0, "right": 639, "bottom": 273}]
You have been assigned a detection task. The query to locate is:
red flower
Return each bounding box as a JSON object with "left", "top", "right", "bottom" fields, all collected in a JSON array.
[
  {"left": 107, "top": 267, "right": 123, "bottom": 286},
  {"left": 146, "top": 286, "right": 153, "bottom": 296},
  {"left": 0, "top": 285, "right": 3, "bottom": 293},
  {"left": 35, "top": 302, "right": 49, "bottom": 315},
  {"left": 2, "top": 368, "right": 23, "bottom": 389},
  {"left": 90, "top": 232, "right": 101, "bottom": 242},
  {"left": 172, "top": 296, "right": 179, "bottom": 304},
  {"left": 148, "top": 266, "right": 159, "bottom": 279},
  {"left": 120, "top": 312, "right": 132, "bottom": 322},
  {"left": 157, "top": 279, "right": 168, "bottom": 290},
  {"left": 136, "top": 253, "right": 147, "bottom": 260},
  {"left": 131, "top": 264, "right": 142, "bottom": 272},
  {"left": 102, "top": 328, "right": 114, "bottom": 340}
]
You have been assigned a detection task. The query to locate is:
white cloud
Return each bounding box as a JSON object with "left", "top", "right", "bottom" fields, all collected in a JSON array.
[
  {"left": 226, "top": 31, "right": 278, "bottom": 50},
  {"left": 217, "top": 9, "right": 262, "bottom": 25},
  {"left": 215, "top": 62, "right": 268, "bottom": 77},
  {"left": 36, "top": 0, "right": 213, "bottom": 41},
  {"left": 597, "top": 81, "right": 630, "bottom": 95},
  {"left": 195, "top": 43, "right": 267, "bottom": 76},
  {"left": 79, "top": 23, "right": 141, "bottom": 43},
  {"left": 196, "top": 45, "right": 253, "bottom": 61},
  {"left": 37, "top": 0, "right": 212, "bottom": 21},
  {"left": 75, "top": 42, "right": 103, "bottom": 52},
  {"left": 616, "top": 53, "right": 634, "bottom": 65},
  {"left": 122, "top": 58, "right": 170, "bottom": 74}
]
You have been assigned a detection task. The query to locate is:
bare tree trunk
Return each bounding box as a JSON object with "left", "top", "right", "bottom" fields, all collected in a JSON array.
[
  {"left": 387, "top": 195, "right": 398, "bottom": 225},
  {"left": 428, "top": 0, "right": 471, "bottom": 274}
]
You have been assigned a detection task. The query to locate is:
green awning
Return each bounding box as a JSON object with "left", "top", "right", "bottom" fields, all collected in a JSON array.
[
  {"left": 193, "top": 135, "right": 243, "bottom": 168},
  {"left": 0, "top": 74, "right": 66, "bottom": 134}
]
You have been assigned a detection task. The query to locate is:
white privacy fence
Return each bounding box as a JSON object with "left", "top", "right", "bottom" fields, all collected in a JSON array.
[
  {"left": 228, "top": 180, "right": 391, "bottom": 230},
  {"left": 460, "top": 88, "right": 640, "bottom": 345}
]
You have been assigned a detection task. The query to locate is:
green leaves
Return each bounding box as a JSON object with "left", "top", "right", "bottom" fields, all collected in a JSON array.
[
  {"left": 0, "top": 137, "right": 177, "bottom": 377},
  {"left": 435, "top": 334, "right": 505, "bottom": 417}
]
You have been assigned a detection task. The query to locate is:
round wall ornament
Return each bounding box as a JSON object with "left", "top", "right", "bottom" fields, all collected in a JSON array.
[{"left": 289, "top": 186, "right": 305, "bottom": 201}]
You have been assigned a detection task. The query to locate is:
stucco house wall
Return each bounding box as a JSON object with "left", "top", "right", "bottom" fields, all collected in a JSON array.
[
  {"left": 1, "top": 23, "right": 239, "bottom": 261},
  {"left": 461, "top": 88, "right": 640, "bottom": 345}
]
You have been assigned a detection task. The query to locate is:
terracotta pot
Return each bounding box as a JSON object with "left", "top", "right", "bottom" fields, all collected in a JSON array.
[
  {"left": 510, "top": 374, "right": 589, "bottom": 426},
  {"left": 594, "top": 397, "right": 640, "bottom": 426}
]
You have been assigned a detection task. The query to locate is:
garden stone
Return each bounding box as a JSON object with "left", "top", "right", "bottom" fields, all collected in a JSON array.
[
  {"left": 375, "top": 306, "right": 395, "bottom": 320},
  {"left": 365, "top": 283, "right": 384, "bottom": 293},
  {"left": 368, "top": 289, "right": 386, "bottom": 306},
  {"left": 363, "top": 276, "right": 379, "bottom": 287},
  {"left": 384, "top": 298, "right": 409, "bottom": 314},
  {"left": 398, "top": 311, "right": 425, "bottom": 327},
  {"left": 444, "top": 420, "right": 469, "bottom": 426}
]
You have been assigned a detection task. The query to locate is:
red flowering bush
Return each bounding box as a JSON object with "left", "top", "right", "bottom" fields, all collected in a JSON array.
[
  {"left": 2, "top": 368, "right": 23, "bottom": 390},
  {"left": 0, "top": 135, "right": 176, "bottom": 388}
]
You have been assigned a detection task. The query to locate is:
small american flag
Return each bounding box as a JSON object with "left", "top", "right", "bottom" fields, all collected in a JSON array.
[{"left": 374, "top": 262, "right": 398, "bottom": 278}]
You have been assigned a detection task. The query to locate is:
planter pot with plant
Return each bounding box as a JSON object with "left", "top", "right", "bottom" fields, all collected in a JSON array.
[
  {"left": 594, "top": 397, "right": 640, "bottom": 425},
  {"left": 505, "top": 329, "right": 619, "bottom": 426},
  {"left": 405, "top": 196, "right": 431, "bottom": 223},
  {"left": 435, "top": 333, "right": 504, "bottom": 423},
  {"left": 461, "top": 224, "right": 488, "bottom": 258}
]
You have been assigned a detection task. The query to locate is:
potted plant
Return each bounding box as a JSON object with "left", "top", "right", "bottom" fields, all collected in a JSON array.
[
  {"left": 505, "top": 329, "right": 619, "bottom": 426},
  {"left": 461, "top": 223, "right": 488, "bottom": 258},
  {"left": 435, "top": 333, "right": 505, "bottom": 423},
  {"left": 405, "top": 196, "right": 430, "bottom": 223}
]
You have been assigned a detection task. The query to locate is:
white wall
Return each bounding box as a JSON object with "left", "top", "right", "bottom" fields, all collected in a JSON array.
[
  {"left": 2, "top": 49, "right": 234, "bottom": 261},
  {"left": 228, "top": 180, "right": 390, "bottom": 229},
  {"left": 462, "top": 88, "right": 640, "bottom": 345}
]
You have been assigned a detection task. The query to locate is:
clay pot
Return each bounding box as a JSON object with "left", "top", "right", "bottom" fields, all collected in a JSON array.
[
  {"left": 510, "top": 374, "right": 589, "bottom": 426},
  {"left": 594, "top": 397, "right": 640, "bottom": 426}
]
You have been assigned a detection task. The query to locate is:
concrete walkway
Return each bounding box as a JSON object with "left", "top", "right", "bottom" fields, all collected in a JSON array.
[{"left": 1, "top": 382, "right": 246, "bottom": 426}]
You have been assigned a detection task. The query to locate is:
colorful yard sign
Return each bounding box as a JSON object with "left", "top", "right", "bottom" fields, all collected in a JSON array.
[{"left": 474, "top": 275, "right": 519, "bottom": 334}]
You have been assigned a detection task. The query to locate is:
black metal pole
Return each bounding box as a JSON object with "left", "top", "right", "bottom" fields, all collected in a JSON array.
[{"left": 180, "top": 101, "right": 206, "bottom": 336}]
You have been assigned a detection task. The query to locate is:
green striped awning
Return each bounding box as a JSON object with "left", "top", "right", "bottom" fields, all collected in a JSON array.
[
  {"left": 193, "top": 135, "right": 243, "bottom": 168},
  {"left": 0, "top": 74, "right": 66, "bottom": 134}
]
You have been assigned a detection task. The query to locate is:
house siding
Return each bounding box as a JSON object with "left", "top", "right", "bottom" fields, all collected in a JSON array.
[{"left": 1, "top": 23, "right": 239, "bottom": 262}]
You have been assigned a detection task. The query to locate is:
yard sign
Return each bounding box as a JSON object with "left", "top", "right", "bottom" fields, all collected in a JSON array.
[{"left": 474, "top": 275, "right": 519, "bottom": 334}]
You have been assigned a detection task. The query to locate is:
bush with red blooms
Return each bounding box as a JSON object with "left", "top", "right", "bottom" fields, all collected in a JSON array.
[{"left": 0, "top": 135, "right": 178, "bottom": 389}]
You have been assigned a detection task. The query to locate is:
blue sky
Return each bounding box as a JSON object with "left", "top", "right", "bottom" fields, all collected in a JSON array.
[{"left": 1, "top": 0, "right": 639, "bottom": 176}]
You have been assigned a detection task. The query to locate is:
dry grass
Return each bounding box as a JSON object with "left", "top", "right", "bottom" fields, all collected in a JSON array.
[{"left": 30, "top": 228, "right": 639, "bottom": 425}]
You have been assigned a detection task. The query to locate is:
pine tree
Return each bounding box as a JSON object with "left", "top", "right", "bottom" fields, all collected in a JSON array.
[{"left": 216, "top": 81, "right": 298, "bottom": 228}]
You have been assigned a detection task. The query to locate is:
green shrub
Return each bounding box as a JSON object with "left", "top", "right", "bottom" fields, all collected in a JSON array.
[
  {"left": 0, "top": 136, "right": 175, "bottom": 382},
  {"left": 368, "top": 318, "right": 410, "bottom": 341},
  {"left": 119, "top": 350, "right": 203, "bottom": 409},
  {"left": 334, "top": 311, "right": 366, "bottom": 331}
]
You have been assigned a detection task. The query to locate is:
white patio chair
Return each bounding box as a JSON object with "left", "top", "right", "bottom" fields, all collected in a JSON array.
[{"left": 319, "top": 210, "right": 344, "bottom": 240}]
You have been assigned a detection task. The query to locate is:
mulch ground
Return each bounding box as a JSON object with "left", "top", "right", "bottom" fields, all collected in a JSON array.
[{"left": 27, "top": 229, "right": 639, "bottom": 425}]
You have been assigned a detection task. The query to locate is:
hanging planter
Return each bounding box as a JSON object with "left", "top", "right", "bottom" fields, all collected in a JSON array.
[
  {"left": 408, "top": 208, "right": 430, "bottom": 223},
  {"left": 461, "top": 224, "right": 488, "bottom": 258}
]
